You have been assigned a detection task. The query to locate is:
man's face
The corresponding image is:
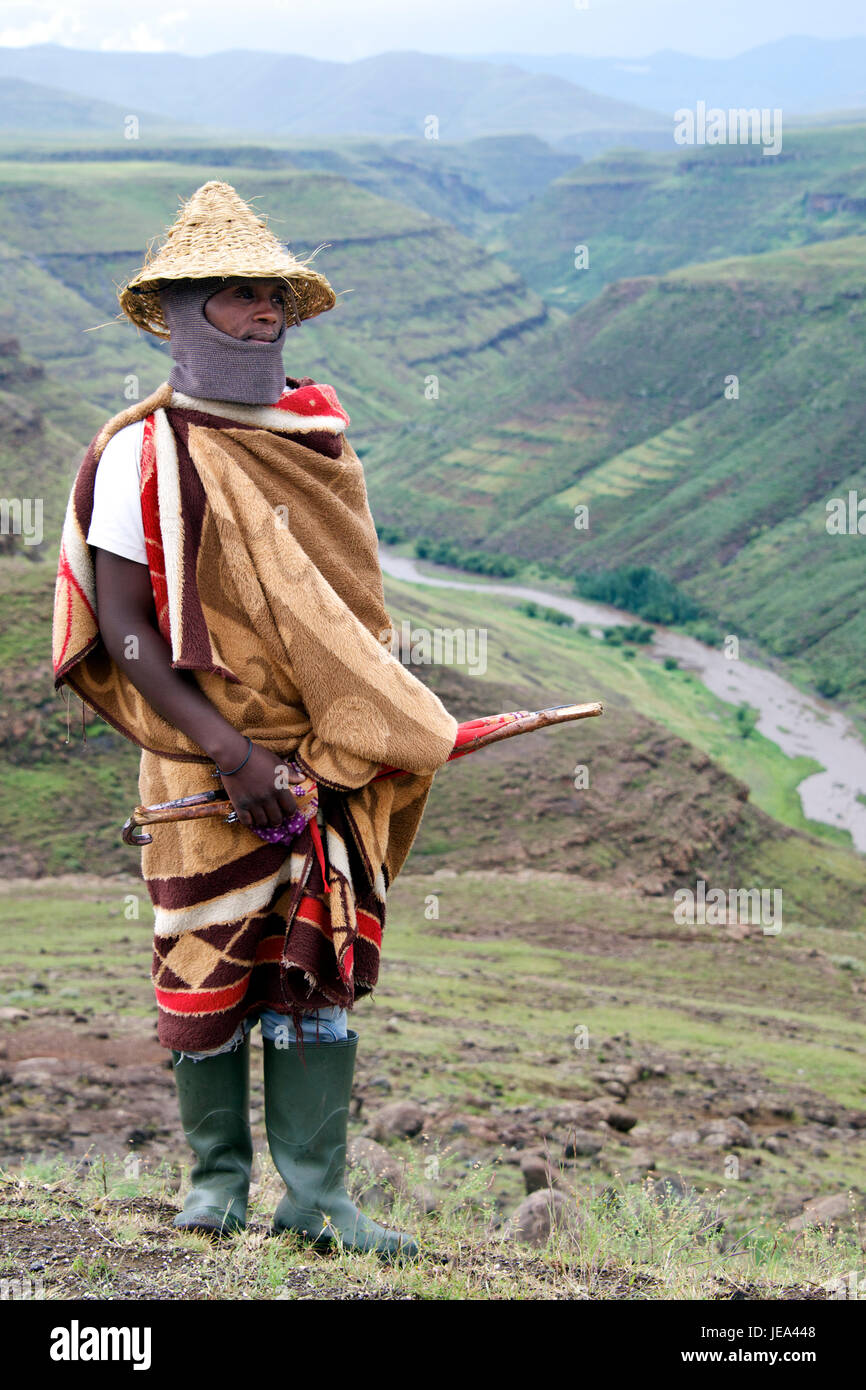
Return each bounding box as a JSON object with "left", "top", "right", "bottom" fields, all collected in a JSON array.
[{"left": 203, "top": 277, "right": 288, "bottom": 341}]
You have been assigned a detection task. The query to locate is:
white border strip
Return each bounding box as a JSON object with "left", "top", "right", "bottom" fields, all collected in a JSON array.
[
  {"left": 153, "top": 408, "right": 184, "bottom": 664},
  {"left": 170, "top": 389, "right": 346, "bottom": 435}
]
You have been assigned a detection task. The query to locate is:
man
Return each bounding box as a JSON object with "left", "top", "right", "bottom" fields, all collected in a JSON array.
[{"left": 52, "top": 180, "right": 458, "bottom": 1259}]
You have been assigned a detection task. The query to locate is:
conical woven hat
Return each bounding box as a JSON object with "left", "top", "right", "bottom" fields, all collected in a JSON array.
[{"left": 117, "top": 180, "right": 337, "bottom": 338}]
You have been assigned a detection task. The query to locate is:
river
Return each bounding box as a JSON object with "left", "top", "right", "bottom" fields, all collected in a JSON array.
[{"left": 378, "top": 546, "right": 866, "bottom": 853}]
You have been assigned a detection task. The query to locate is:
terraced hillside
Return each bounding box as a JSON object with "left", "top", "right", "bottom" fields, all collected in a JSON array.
[
  {"left": 495, "top": 125, "right": 866, "bottom": 312},
  {"left": 365, "top": 237, "right": 866, "bottom": 716},
  {"left": 0, "top": 155, "right": 554, "bottom": 541}
]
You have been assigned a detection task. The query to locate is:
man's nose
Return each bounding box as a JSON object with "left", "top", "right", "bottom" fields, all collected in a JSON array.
[{"left": 252, "top": 296, "right": 279, "bottom": 320}]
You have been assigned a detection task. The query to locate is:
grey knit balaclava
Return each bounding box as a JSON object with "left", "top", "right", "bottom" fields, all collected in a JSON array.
[{"left": 159, "top": 277, "right": 298, "bottom": 405}]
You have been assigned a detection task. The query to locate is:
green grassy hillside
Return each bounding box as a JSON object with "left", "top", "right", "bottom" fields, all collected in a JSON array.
[
  {"left": 496, "top": 125, "right": 866, "bottom": 312},
  {"left": 365, "top": 237, "right": 866, "bottom": 717},
  {"left": 2, "top": 553, "right": 863, "bottom": 926},
  {"left": 0, "top": 156, "right": 552, "bottom": 468}
]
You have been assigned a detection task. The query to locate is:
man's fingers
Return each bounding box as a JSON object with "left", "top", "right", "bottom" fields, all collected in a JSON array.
[{"left": 278, "top": 790, "right": 301, "bottom": 818}]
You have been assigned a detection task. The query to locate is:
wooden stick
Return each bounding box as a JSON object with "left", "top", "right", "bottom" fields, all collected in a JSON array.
[{"left": 122, "top": 700, "right": 603, "bottom": 840}]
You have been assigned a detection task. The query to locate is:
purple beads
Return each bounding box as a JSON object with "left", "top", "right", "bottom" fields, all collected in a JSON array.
[{"left": 250, "top": 759, "right": 317, "bottom": 844}]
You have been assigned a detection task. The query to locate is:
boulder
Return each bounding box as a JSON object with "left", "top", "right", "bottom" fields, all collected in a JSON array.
[
  {"left": 504, "top": 1189, "right": 582, "bottom": 1247},
  {"left": 347, "top": 1137, "right": 407, "bottom": 1208},
  {"left": 788, "top": 1193, "right": 858, "bottom": 1233},
  {"left": 520, "top": 1153, "right": 559, "bottom": 1193},
  {"left": 366, "top": 1100, "right": 426, "bottom": 1142},
  {"left": 667, "top": 1128, "right": 701, "bottom": 1149},
  {"left": 699, "top": 1117, "right": 756, "bottom": 1150},
  {"left": 605, "top": 1108, "right": 638, "bottom": 1134},
  {"left": 564, "top": 1130, "right": 603, "bottom": 1158}
]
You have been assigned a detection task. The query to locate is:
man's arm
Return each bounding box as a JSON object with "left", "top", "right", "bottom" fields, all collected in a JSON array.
[{"left": 93, "top": 547, "right": 301, "bottom": 829}]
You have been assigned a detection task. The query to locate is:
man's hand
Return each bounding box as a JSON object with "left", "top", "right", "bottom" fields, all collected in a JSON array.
[
  {"left": 215, "top": 738, "right": 305, "bottom": 829},
  {"left": 93, "top": 547, "right": 304, "bottom": 828}
]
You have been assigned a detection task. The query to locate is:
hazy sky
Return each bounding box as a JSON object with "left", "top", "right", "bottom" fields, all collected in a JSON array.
[{"left": 0, "top": 0, "right": 865, "bottom": 60}]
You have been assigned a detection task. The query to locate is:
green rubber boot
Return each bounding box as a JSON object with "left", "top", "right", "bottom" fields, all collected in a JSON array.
[
  {"left": 171, "top": 1033, "right": 253, "bottom": 1236},
  {"left": 263, "top": 1029, "right": 419, "bottom": 1262}
]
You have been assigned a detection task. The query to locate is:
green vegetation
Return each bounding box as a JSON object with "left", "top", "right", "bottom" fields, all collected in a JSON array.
[
  {"left": 1, "top": 868, "right": 864, "bottom": 1297},
  {"left": 1, "top": 1156, "right": 859, "bottom": 1301},
  {"left": 414, "top": 536, "right": 522, "bottom": 577},
  {"left": 735, "top": 703, "right": 760, "bottom": 740},
  {"left": 499, "top": 125, "right": 866, "bottom": 312},
  {"left": 366, "top": 236, "right": 866, "bottom": 721},
  {"left": 576, "top": 566, "right": 701, "bottom": 625},
  {"left": 517, "top": 600, "right": 573, "bottom": 626}
]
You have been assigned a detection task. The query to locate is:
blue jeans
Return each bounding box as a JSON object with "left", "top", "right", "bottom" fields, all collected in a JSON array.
[{"left": 175, "top": 1005, "right": 348, "bottom": 1063}]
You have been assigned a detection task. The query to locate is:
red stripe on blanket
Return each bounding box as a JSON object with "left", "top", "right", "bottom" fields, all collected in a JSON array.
[
  {"left": 155, "top": 976, "right": 251, "bottom": 1015},
  {"left": 356, "top": 909, "right": 382, "bottom": 947}
]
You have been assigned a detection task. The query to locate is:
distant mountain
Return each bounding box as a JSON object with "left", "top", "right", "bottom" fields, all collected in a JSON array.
[
  {"left": 0, "top": 76, "right": 192, "bottom": 135},
  {"left": 0, "top": 44, "right": 668, "bottom": 145},
  {"left": 472, "top": 36, "right": 866, "bottom": 119}
]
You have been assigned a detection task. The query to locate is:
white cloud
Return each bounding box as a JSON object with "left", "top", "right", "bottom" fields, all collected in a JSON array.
[{"left": 0, "top": 3, "right": 84, "bottom": 48}]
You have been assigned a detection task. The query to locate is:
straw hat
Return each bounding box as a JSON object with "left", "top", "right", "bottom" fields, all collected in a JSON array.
[{"left": 117, "top": 180, "right": 337, "bottom": 339}]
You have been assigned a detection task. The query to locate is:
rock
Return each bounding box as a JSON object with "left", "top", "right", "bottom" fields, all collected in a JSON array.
[
  {"left": 625, "top": 1148, "right": 657, "bottom": 1173},
  {"left": 504, "top": 1189, "right": 582, "bottom": 1247},
  {"left": 726, "top": 1093, "right": 760, "bottom": 1119},
  {"left": 788, "top": 1193, "right": 858, "bottom": 1233},
  {"left": 10, "top": 1058, "right": 65, "bottom": 1088},
  {"left": 347, "top": 1137, "right": 406, "bottom": 1207},
  {"left": 803, "top": 1105, "right": 838, "bottom": 1127},
  {"left": 366, "top": 1100, "right": 426, "bottom": 1142},
  {"left": 605, "top": 1108, "right": 638, "bottom": 1134},
  {"left": 699, "top": 1117, "right": 756, "bottom": 1150},
  {"left": 564, "top": 1130, "right": 603, "bottom": 1158},
  {"left": 407, "top": 1184, "right": 440, "bottom": 1215},
  {"left": 761, "top": 1136, "right": 785, "bottom": 1155},
  {"left": 602, "top": 1081, "right": 628, "bottom": 1100},
  {"left": 520, "top": 1153, "right": 559, "bottom": 1193},
  {"left": 667, "top": 1128, "right": 701, "bottom": 1149},
  {"left": 601, "top": 1063, "right": 641, "bottom": 1087},
  {"left": 368, "top": 1075, "right": 392, "bottom": 1094},
  {"left": 385, "top": 1017, "right": 401, "bottom": 1034},
  {"left": 0, "top": 1007, "right": 28, "bottom": 1022}
]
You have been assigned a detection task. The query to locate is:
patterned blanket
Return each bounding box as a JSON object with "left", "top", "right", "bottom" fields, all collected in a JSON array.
[{"left": 52, "top": 378, "right": 457, "bottom": 1049}]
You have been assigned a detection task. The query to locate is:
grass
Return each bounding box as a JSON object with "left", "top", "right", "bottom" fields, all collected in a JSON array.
[{"left": 0, "top": 1152, "right": 858, "bottom": 1301}]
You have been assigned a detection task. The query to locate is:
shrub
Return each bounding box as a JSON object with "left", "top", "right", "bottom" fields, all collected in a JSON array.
[
  {"left": 574, "top": 565, "right": 701, "bottom": 624},
  {"left": 734, "top": 702, "right": 759, "bottom": 738},
  {"left": 815, "top": 674, "right": 842, "bottom": 699}
]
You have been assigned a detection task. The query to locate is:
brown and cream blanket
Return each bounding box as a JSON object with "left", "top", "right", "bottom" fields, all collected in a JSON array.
[{"left": 52, "top": 378, "right": 457, "bottom": 1049}]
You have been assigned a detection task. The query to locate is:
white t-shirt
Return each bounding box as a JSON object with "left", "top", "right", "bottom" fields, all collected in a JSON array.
[
  {"left": 86, "top": 419, "right": 148, "bottom": 565},
  {"left": 86, "top": 387, "right": 304, "bottom": 566}
]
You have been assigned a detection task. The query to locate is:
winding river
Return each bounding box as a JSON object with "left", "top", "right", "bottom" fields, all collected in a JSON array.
[{"left": 379, "top": 546, "right": 866, "bottom": 854}]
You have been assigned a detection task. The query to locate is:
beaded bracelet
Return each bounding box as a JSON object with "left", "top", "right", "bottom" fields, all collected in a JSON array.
[{"left": 213, "top": 735, "right": 253, "bottom": 778}]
